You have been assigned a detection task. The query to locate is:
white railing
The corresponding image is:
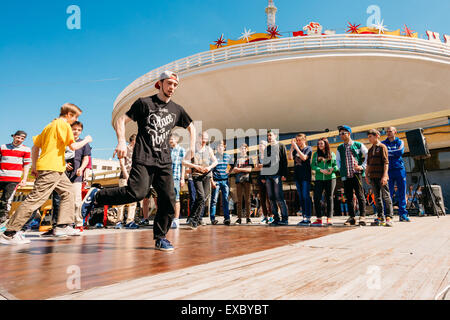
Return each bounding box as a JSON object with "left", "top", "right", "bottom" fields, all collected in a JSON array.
[{"left": 114, "top": 34, "right": 450, "bottom": 108}]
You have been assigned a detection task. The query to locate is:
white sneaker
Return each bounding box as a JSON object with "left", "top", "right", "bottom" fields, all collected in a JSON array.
[
  {"left": 54, "top": 226, "right": 81, "bottom": 237},
  {"left": 0, "top": 232, "right": 31, "bottom": 245},
  {"left": 171, "top": 219, "right": 179, "bottom": 229}
]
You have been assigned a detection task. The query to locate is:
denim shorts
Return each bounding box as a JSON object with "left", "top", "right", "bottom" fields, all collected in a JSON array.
[{"left": 174, "top": 179, "right": 181, "bottom": 201}]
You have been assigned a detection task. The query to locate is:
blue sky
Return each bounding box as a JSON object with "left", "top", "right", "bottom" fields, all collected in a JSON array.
[{"left": 1, "top": 0, "right": 449, "bottom": 159}]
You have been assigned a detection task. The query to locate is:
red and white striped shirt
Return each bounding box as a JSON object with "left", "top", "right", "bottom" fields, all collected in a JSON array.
[{"left": 0, "top": 144, "right": 32, "bottom": 183}]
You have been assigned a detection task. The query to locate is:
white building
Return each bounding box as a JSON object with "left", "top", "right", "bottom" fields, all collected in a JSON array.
[{"left": 91, "top": 158, "right": 121, "bottom": 180}]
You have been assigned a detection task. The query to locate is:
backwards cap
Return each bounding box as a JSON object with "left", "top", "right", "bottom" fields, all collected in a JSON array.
[{"left": 155, "top": 71, "right": 179, "bottom": 89}]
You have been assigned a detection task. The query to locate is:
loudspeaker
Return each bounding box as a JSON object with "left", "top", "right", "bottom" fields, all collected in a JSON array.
[
  {"left": 405, "top": 128, "right": 431, "bottom": 159},
  {"left": 423, "top": 184, "right": 446, "bottom": 215}
]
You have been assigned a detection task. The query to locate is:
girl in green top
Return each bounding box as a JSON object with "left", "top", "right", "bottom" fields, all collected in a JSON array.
[{"left": 311, "top": 138, "right": 338, "bottom": 226}]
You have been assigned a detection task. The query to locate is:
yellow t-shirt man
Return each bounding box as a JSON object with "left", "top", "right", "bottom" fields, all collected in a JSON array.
[{"left": 33, "top": 118, "right": 75, "bottom": 172}]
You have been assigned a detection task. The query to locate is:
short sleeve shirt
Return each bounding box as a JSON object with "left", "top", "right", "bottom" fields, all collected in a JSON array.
[
  {"left": 66, "top": 138, "right": 92, "bottom": 183},
  {"left": 292, "top": 146, "right": 312, "bottom": 181},
  {"left": 235, "top": 156, "right": 254, "bottom": 184},
  {"left": 33, "top": 118, "right": 75, "bottom": 172},
  {"left": 126, "top": 95, "right": 192, "bottom": 167}
]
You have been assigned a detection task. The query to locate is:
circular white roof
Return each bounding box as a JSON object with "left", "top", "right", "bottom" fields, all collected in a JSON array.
[{"left": 113, "top": 34, "right": 450, "bottom": 137}]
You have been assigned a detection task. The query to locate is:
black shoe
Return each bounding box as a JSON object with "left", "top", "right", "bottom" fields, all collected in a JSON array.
[
  {"left": 235, "top": 218, "right": 242, "bottom": 225},
  {"left": 246, "top": 218, "right": 252, "bottom": 224},
  {"left": 211, "top": 220, "right": 219, "bottom": 225},
  {"left": 224, "top": 219, "right": 231, "bottom": 226},
  {"left": 344, "top": 217, "right": 356, "bottom": 226},
  {"left": 269, "top": 220, "right": 280, "bottom": 226},
  {"left": 139, "top": 219, "right": 150, "bottom": 226},
  {"left": 40, "top": 229, "right": 55, "bottom": 237},
  {"left": 188, "top": 220, "right": 198, "bottom": 230}
]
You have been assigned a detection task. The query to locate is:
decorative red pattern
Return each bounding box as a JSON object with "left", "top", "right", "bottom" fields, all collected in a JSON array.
[{"left": 346, "top": 22, "right": 361, "bottom": 34}]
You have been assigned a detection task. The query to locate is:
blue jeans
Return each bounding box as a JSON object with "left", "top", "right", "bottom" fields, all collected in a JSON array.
[
  {"left": 187, "top": 179, "right": 196, "bottom": 215},
  {"left": 210, "top": 180, "right": 230, "bottom": 221},
  {"left": 341, "top": 203, "right": 348, "bottom": 214},
  {"left": 388, "top": 168, "right": 408, "bottom": 216},
  {"left": 265, "top": 175, "right": 288, "bottom": 222},
  {"left": 295, "top": 179, "right": 311, "bottom": 219}
]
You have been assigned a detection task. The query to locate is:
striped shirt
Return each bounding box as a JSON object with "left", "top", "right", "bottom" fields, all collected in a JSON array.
[
  {"left": 171, "top": 145, "right": 186, "bottom": 181},
  {"left": 213, "top": 153, "right": 231, "bottom": 180},
  {"left": 0, "top": 144, "right": 32, "bottom": 182},
  {"left": 344, "top": 143, "right": 358, "bottom": 178},
  {"left": 367, "top": 143, "right": 389, "bottom": 179}
]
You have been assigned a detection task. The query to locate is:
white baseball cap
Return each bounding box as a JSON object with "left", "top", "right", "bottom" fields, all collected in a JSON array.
[{"left": 155, "top": 71, "right": 179, "bottom": 89}]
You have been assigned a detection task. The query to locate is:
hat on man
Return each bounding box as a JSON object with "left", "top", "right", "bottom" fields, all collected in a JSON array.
[
  {"left": 155, "top": 71, "right": 179, "bottom": 89},
  {"left": 337, "top": 125, "right": 352, "bottom": 134},
  {"left": 11, "top": 130, "right": 27, "bottom": 138}
]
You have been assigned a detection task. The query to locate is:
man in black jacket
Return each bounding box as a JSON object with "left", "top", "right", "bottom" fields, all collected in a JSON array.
[{"left": 260, "top": 130, "right": 289, "bottom": 226}]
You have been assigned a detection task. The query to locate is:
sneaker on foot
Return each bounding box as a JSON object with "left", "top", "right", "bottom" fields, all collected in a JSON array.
[
  {"left": 171, "top": 219, "right": 180, "bottom": 229},
  {"left": 125, "top": 221, "right": 139, "bottom": 229},
  {"left": 269, "top": 220, "right": 280, "bottom": 226},
  {"left": 268, "top": 217, "right": 274, "bottom": 224},
  {"left": 155, "top": 238, "right": 174, "bottom": 251},
  {"left": 188, "top": 220, "right": 198, "bottom": 230},
  {"left": 385, "top": 217, "right": 394, "bottom": 227},
  {"left": 0, "top": 232, "right": 31, "bottom": 245},
  {"left": 223, "top": 219, "right": 231, "bottom": 226},
  {"left": 399, "top": 214, "right": 411, "bottom": 222},
  {"left": 41, "top": 228, "right": 59, "bottom": 237},
  {"left": 94, "top": 223, "right": 104, "bottom": 229},
  {"left": 81, "top": 187, "right": 100, "bottom": 218},
  {"left": 260, "top": 217, "right": 268, "bottom": 224},
  {"left": 311, "top": 219, "right": 323, "bottom": 227},
  {"left": 278, "top": 220, "right": 289, "bottom": 226},
  {"left": 139, "top": 219, "right": 150, "bottom": 226},
  {"left": 211, "top": 219, "right": 219, "bottom": 225},
  {"left": 115, "top": 222, "right": 123, "bottom": 229},
  {"left": 326, "top": 218, "right": 333, "bottom": 226},
  {"left": 359, "top": 218, "right": 367, "bottom": 226},
  {"left": 75, "top": 226, "right": 84, "bottom": 233},
  {"left": 246, "top": 218, "right": 252, "bottom": 224},
  {"left": 344, "top": 217, "right": 356, "bottom": 226},
  {"left": 235, "top": 218, "right": 242, "bottom": 225},
  {"left": 55, "top": 225, "right": 81, "bottom": 237},
  {"left": 297, "top": 219, "right": 311, "bottom": 227},
  {"left": 371, "top": 217, "right": 385, "bottom": 226}
]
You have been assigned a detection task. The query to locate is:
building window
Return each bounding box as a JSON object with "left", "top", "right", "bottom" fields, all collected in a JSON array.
[{"left": 405, "top": 148, "right": 450, "bottom": 172}]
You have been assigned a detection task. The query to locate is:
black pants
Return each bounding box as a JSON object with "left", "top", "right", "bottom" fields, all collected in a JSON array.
[
  {"left": 96, "top": 163, "right": 175, "bottom": 240},
  {"left": 313, "top": 179, "right": 336, "bottom": 218},
  {"left": 191, "top": 175, "right": 211, "bottom": 225},
  {"left": 257, "top": 177, "right": 270, "bottom": 217},
  {"left": 0, "top": 182, "right": 18, "bottom": 222},
  {"left": 52, "top": 191, "right": 60, "bottom": 225},
  {"left": 343, "top": 173, "right": 366, "bottom": 217},
  {"left": 370, "top": 178, "right": 393, "bottom": 219}
]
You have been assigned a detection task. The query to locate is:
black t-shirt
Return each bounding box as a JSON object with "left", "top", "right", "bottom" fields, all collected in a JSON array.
[
  {"left": 126, "top": 95, "right": 193, "bottom": 167},
  {"left": 65, "top": 139, "right": 92, "bottom": 183},
  {"left": 293, "top": 146, "right": 312, "bottom": 181}
]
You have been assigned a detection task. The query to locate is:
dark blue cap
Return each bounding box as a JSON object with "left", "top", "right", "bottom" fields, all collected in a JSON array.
[{"left": 338, "top": 125, "right": 352, "bottom": 134}]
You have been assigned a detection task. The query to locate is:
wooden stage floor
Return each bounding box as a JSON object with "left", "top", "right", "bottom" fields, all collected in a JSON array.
[
  {"left": 0, "top": 218, "right": 348, "bottom": 300},
  {"left": 1, "top": 216, "right": 449, "bottom": 300}
]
